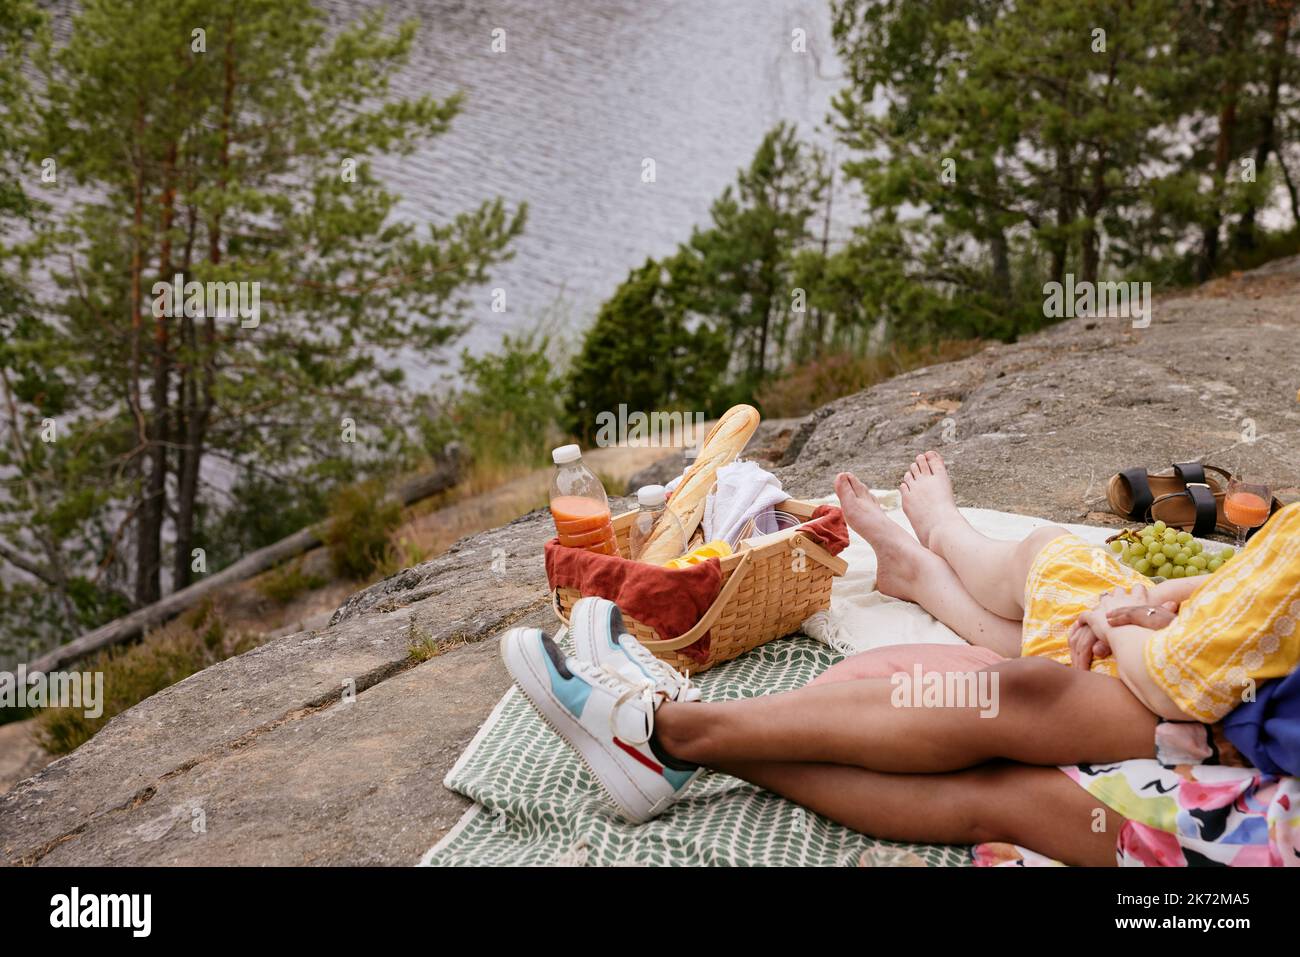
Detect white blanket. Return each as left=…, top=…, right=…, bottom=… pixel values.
left=800, top=491, right=1129, bottom=657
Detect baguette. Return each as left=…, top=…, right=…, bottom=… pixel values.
left=637, top=404, right=760, bottom=564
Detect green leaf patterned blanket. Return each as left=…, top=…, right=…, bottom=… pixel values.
left=422, top=633, right=971, bottom=867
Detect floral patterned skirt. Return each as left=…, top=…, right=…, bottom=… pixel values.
left=975, top=722, right=1300, bottom=866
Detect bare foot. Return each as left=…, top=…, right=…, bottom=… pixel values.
left=835, top=471, right=939, bottom=603
left=899, top=451, right=960, bottom=549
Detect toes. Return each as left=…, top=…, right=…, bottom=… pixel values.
left=926, top=450, right=946, bottom=473
left=837, top=472, right=870, bottom=504
left=915, top=453, right=931, bottom=476
left=836, top=472, right=875, bottom=515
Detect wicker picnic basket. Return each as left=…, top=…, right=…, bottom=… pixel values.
left=551, top=498, right=848, bottom=673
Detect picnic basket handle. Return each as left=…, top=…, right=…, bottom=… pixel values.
left=550, top=549, right=754, bottom=652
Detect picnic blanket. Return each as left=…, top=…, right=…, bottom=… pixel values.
left=422, top=631, right=970, bottom=867
left=423, top=494, right=1151, bottom=867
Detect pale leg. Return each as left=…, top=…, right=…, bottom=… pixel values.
left=890, top=451, right=1071, bottom=620
left=833, top=471, right=1023, bottom=657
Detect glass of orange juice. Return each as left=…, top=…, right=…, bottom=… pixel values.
left=1224, top=478, right=1271, bottom=550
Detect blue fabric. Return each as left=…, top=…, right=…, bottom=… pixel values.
left=1222, top=668, right=1300, bottom=777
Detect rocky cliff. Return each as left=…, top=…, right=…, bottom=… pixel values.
left=3, top=258, right=1298, bottom=865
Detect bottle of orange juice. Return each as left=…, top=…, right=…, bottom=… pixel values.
left=549, top=444, right=618, bottom=556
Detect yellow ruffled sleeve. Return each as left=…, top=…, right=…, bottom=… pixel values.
left=1144, top=504, right=1300, bottom=723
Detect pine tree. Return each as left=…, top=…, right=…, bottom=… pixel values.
left=2, top=0, right=525, bottom=642
left=829, top=0, right=1300, bottom=337
left=563, top=259, right=728, bottom=440
left=672, top=123, right=828, bottom=386
left=0, top=1, right=105, bottom=661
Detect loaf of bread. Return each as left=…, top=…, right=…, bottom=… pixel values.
left=636, top=404, right=760, bottom=564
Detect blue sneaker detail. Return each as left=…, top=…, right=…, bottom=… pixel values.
left=540, top=635, right=591, bottom=719
left=662, top=765, right=697, bottom=790
left=499, top=624, right=701, bottom=823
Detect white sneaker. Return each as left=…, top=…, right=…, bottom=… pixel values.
left=499, top=626, right=701, bottom=823
left=569, top=596, right=701, bottom=704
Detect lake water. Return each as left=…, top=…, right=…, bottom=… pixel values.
left=326, top=0, right=846, bottom=383
left=36, top=0, right=845, bottom=385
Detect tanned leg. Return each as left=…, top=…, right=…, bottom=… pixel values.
left=655, top=656, right=1157, bottom=772
left=716, top=759, right=1122, bottom=866
left=834, top=471, right=1022, bottom=657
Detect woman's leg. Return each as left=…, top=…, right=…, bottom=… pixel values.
left=893, top=451, right=1070, bottom=620
left=717, top=759, right=1121, bottom=866
left=834, top=471, right=1023, bottom=657
left=655, top=656, right=1158, bottom=772
left=931, top=520, right=1067, bottom=621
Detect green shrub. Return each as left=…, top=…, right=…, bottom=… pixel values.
left=454, top=329, right=566, bottom=470
left=256, top=559, right=328, bottom=604
left=372, top=534, right=428, bottom=582
left=322, top=480, right=403, bottom=580
left=0, top=577, right=131, bottom=680
left=203, top=472, right=332, bottom=567
left=0, top=703, right=35, bottom=727
left=1219, top=226, right=1300, bottom=275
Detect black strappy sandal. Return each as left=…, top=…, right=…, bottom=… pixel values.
left=1107, top=462, right=1231, bottom=527
left=1149, top=480, right=1229, bottom=538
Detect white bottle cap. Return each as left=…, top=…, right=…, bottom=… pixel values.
left=552, top=444, right=581, bottom=465
left=636, top=484, right=666, bottom=507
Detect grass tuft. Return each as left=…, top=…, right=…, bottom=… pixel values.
left=407, top=618, right=465, bottom=662
left=256, top=559, right=328, bottom=604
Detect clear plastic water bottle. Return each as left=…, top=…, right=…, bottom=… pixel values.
left=549, top=444, right=618, bottom=556
left=629, top=484, right=685, bottom=563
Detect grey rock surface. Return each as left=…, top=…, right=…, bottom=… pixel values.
left=3, top=262, right=1298, bottom=865
left=780, top=284, right=1300, bottom=516
left=0, top=722, right=49, bottom=797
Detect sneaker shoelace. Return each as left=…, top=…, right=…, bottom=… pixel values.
left=620, top=639, right=695, bottom=702
left=577, top=660, right=658, bottom=746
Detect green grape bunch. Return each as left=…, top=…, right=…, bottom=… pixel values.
left=1104, top=521, right=1235, bottom=581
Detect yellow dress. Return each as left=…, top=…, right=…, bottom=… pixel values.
left=1021, top=503, right=1300, bottom=722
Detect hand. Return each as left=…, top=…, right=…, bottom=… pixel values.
left=1092, top=583, right=1152, bottom=616
left=1068, top=616, right=1111, bottom=671
left=1106, top=602, right=1178, bottom=630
